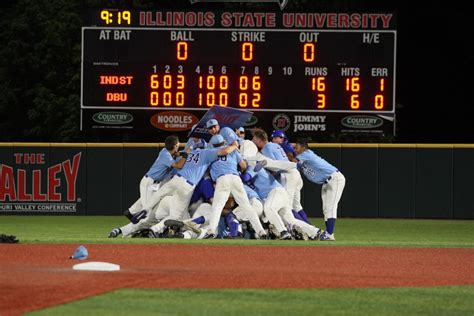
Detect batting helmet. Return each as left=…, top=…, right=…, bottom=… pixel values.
left=271, top=130, right=287, bottom=139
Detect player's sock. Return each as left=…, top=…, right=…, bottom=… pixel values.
left=292, top=210, right=304, bottom=221
left=192, top=216, right=205, bottom=225
left=326, top=218, right=336, bottom=235
left=297, top=209, right=310, bottom=224
left=225, top=213, right=239, bottom=237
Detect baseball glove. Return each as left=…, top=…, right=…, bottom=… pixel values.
left=0, top=234, right=19, bottom=243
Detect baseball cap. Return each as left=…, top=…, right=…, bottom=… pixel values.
left=206, top=119, right=219, bottom=128
left=70, top=245, right=88, bottom=260
left=271, top=130, right=287, bottom=139
left=237, top=127, right=245, bottom=133
left=210, top=134, right=225, bottom=145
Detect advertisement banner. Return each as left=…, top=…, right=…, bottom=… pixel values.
left=0, top=146, right=86, bottom=214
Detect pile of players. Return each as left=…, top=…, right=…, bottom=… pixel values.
left=108, top=119, right=345, bottom=241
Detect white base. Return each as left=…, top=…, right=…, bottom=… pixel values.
left=73, top=261, right=120, bottom=271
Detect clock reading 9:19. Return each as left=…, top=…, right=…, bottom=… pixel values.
left=100, top=10, right=131, bottom=25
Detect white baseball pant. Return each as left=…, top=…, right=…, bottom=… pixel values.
left=232, top=196, right=266, bottom=237
left=280, top=169, right=304, bottom=211
left=264, top=187, right=320, bottom=238
left=121, top=195, right=174, bottom=237
left=149, top=176, right=195, bottom=234
left=321, top=171, right=346, bottom=220
left=208, top=174, right=265, bottom=236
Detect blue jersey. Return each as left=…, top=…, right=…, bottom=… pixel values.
left=190, top=177, right=215, bottom=204
left=220, top=127, right=239, bottom=145
left=185, top=138, right=207, bottom=150
left=210, top=150, right=243, bottom=181
left=145, top=148, right=175, bottom=182
left=261, top=142, right=289, bottom=161
left=176, top=149, right=219, bottom=185
left=296, top=149, right=338, bottom=184
left=244, top=183, right=260, bottom=201
left=246, top=167, right=282, bottom=200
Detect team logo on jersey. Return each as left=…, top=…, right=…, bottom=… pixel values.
left=150, top=111, right=199, bottom=131
left=272, top=114, right=290, bottom=131
left=92, top=112, right=133, bottom=125
left=341, top=116, right=383, bottom=129
left=189, top=0, right=288, bottom=10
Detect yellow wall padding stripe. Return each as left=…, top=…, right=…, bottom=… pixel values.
left=86, top=143, right=123, bottom=148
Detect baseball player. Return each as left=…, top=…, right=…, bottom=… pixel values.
left=206, top=119, right=240, bottom=145
left=109, top=194, right=182, bottom=238
left=235, top=126, right=246, bottom=139
left=270, top=130, right=310, bottom=224
left=271, top=130, right=297, bottom=161
left=206, top=134, right=267, bottom=239
left=240, top=136, right=297, bottom=174
left=146, top=136, right=239, bottom=237
left=124, top=135, right=188, bottom=222
left=185, top=124, right=207, bottom=151
left=252, top=128, right=306, bottom=223
left=294, top=138, right=346, bottom=241
left=244, top=166, right=321, bottom=240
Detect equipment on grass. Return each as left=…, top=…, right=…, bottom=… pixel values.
left=0, top=234, right=19, bottom=243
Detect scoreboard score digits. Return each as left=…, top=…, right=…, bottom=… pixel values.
left=81, top=9, right=396, bottom=136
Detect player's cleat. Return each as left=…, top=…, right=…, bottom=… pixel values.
left=203, top=232, right=216, bottom=239
left=319, top=230, right=336, bottom=241
left=292, top=225, right=309, bottom=241
left=182, top=220, right=202, bottom=234
left=309, top=229, right=323, bottom=241
left=267, top=224, right=280, bottom=239
left=253, top=160, right=267, bottom=172
left=279, top=230, right=292, bottom=240
left=164, top=219, right=185, bottom=229
left=169, top=232, right=185, bottom=238
left=140, top=229, right=158, bottom=238
left=108, top=228, right=122, bottom=238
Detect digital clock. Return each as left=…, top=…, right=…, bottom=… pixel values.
left=100, top=10, right=131, bottom=25
left=81, top=10, right=396, bottom=138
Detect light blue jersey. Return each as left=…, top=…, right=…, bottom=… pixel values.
left=296, top=149, right=338, bottom=184
left=261, top=142, right=289, bottom=161
left=145, top=148, right=175, bottom=182
left=210, top=150, right=243, bottom=181
left=176, top=149, right=219, bottom=185
left=185, top=138, right=207, bottom=150
left=220, top=127, right=239, bottom=145
left=244, top=183, right=260, bottom=201
left=246, top=168, right=282, bottom=200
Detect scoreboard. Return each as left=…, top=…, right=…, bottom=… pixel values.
left=81, top=10, right=397, bottom=138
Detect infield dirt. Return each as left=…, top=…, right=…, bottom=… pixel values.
left=1, top=244, right=473, bottom=315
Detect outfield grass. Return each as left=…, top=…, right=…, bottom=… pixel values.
left=0, top=216, right=473, bottom=247
left=29, top=286, right=474, bottom=316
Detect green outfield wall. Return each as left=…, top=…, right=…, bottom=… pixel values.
left=0, top=143, right=472, bottom=219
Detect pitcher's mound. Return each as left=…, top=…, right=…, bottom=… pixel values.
left=73, top=261, right=120, bottom=271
